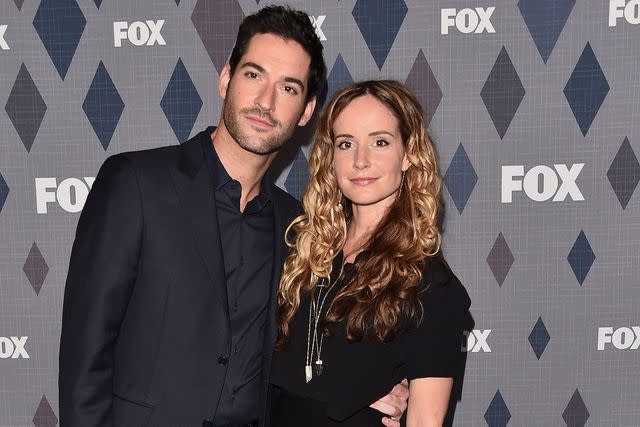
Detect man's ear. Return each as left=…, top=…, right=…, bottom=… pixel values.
left=297, top=96, right=317, bottom=126
left=219, top=64, right=232, bottom=100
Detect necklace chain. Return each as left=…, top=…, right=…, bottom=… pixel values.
left=305, top=247, right=365, bottom=383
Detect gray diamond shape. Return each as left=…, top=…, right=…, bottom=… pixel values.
left=487, top=232, right=514, bottom=287
left=481, top=47, right=525, bottom=139
left=562, top=389, right=589, bottom=427
left=192, top=0, right=245, bottom=74
left=33, top=395, right=58, bottom=427
left=607, top=137, right=640, bottom=210
left=23, top=242, right=49, bottom=295
left=405, top=49, right=442, bottom=128
left=5, top=64, right=47, bottom=152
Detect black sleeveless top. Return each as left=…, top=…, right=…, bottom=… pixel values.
left=269, top=252, right=471, bottom=426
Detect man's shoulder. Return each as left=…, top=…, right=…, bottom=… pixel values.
left=104, top=129, right=209, bottom=170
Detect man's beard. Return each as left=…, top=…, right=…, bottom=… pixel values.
left=223, top=100, right=299, bottom=155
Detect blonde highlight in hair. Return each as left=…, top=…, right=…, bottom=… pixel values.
left=277, top=80, right=443, bottom=348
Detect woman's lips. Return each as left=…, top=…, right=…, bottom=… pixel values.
left=350, top=177, right=378, bottom=186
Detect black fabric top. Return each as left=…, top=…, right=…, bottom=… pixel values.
left=203, top=129, right=275, bottom=425
left=269, top=251, right=471, bottom=423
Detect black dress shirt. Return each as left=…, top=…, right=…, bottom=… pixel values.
left=203, top=130, right=274, bottom=425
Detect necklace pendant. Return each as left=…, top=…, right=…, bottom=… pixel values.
left=314, top=359, right=324, bottom=376
left=305, top=365, right=312, bottom=383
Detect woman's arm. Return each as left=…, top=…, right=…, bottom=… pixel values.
left=406, top=377, right=453, bottom=427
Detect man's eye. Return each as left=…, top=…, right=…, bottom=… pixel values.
left=284, top=86, right=298, bottom=95
left=246, top=72, right=258, bottom=79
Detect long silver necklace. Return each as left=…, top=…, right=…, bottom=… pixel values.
left=304, top=262, right=344, bottom=383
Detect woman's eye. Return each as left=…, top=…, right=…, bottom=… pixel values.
left=337, top=140, right=353, bottom=149
left=374, top=139, right=389, bottom=147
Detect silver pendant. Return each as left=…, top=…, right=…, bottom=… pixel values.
left=314, top=359, right=324, bottom=376
left=305, top=365, right=312, bottom=383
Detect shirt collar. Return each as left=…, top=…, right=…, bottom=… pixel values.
left=203, top=126, right=272, bottom=201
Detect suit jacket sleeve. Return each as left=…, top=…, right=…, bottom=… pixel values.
left=59, top=154, right=143, bottom=426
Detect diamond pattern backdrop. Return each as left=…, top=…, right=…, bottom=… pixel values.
left=0, top=0, right=639, bottom=425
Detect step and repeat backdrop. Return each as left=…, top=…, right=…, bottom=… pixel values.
left=1, top=0, right=639, bottom=425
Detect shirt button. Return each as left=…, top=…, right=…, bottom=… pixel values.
left=202, top=419, right=214, bottom=427
left=234, top=345, right=239, bottom=354
left=217, top=355, right=228, bottom=365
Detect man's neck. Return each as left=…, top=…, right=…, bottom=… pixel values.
left=211, top=125, right=277, bottom=212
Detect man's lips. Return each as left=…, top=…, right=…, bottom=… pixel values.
left=245, top=114, right=275, bottom=128
left=350, top=177, right=379, bottom=186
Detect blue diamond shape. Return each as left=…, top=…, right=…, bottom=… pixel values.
left=83, top=62, right=124, bottom=151
left=564, top=43, right=609, bottom=136
left=33, top=0, right=86, bottom=80
left=607, top=137, right=640, bottom=210
left=0, top=173, right=9, bottom=213
left=443, top=144, right=477, bottom=214
left=528, top=317, right=550, bottom=360
left=484, top=390, right=511, bottom=427
left=5, top=64, right=47, bottom=152
left=161, top=58, right=203, bottom=143
left=352, top=0, right=407, bottom=70
left=284, top=148, right=310, bottom=201
left=93, top=0, right=102, bottom=8
left=518, top=0, right=576, bottom=64
left=567, top=230, right=595, bottom=285
left=323, top=54, right=354, bottom=107
left=405, top=50, right=442, bottom=128
left=563, top=389, right=589, bottom=427
left=481, top=47, right=525, bottom=139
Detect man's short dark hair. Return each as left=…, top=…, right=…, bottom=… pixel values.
left=229, top=5, right=326, bottom=103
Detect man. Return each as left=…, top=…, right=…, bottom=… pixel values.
left=59, top=6, right=407, bottom=427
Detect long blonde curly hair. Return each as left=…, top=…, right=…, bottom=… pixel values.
left=276, top=80, right=443, bottom=348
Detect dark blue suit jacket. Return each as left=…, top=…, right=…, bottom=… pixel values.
left=59, top=129, right=300, bottom=426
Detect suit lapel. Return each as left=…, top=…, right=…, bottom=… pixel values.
left=170, top=131, right=229, bottom=321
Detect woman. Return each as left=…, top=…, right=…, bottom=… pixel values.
left=270, top=80, right=470, bottom=426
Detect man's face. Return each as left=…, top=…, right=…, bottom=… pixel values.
left=219, top=33, right=316, bottom=155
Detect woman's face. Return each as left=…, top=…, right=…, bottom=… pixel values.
left=332, top=95, right=410, bottom=211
